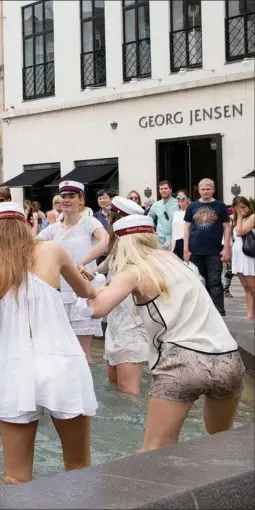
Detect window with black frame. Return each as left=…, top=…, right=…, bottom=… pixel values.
left=169, top=0, right=202, bottom=73
left=22, top=0, right=54, bottom=100
left=80, top=0, right=106, bottom=88
left=123, top=0, right=151, bottom=81
left=225, top=0, right=255, bottom=61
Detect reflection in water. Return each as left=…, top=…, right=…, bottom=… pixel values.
left=0, top=342, right=254, bottom=481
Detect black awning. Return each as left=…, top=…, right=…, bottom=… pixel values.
left=46, top=164, right=118, bottom=187
left=243, top=170, right=255, bottom=179
left=1, top=168, right=59, bottom=188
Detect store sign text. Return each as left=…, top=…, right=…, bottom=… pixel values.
left=138, top=103, right=243, bottom=128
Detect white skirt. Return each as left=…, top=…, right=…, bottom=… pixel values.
left=64, top=302, right=103, bottom=337
left=232, top=236, right=255, bottom=276
left=104, top=296, right=149, bottom=366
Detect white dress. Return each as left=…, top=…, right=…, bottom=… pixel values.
left=104, top=268, right=149, bottom=366
left=232, top=226, right=255, bottom=276
left=38, top=217, right=103, bottom=336
left=0, top=273, right=98, bottom=419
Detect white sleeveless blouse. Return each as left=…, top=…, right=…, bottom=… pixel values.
left=134, top=257, right=238, bottom=370
left=0, top=274, right=97, bottom=418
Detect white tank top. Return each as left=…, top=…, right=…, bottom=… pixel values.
left=134, top=257, right=238, bottom=370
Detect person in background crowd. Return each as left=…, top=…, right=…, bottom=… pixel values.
left=184, top=178, right=231, bottom=316
left=24, top=200, right=38, bottom=237
left=47, top=195, right=64, bottom=224
left=149, top=181, right=178, bottom=249
left=0, top=201, right=98, bottom=484
left=144, top=198, right=155, bottom=216
left=38, top=180, right=108, bottom=363
left=223, top=205, right=235, bottom=298
left=231, top=196, right=255, bottom=320
left=86, top=214, right=245, bottom=452
left=94, top=189, right=113, bottom=265
left=79, top=194, right=93, bottom=218
left=32, top=201, right=48, bottom=233
left=171, top=190, right=190, bottom=260
left=0, top=186, right=12, bottom=202
left=127, top=190, right=142, bottom=206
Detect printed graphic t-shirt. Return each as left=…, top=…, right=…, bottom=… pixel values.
left=184, top=200, right=230, bottom=255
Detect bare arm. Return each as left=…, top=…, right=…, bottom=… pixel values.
left=235, top=214, right=255, bottom=236
left=183, top=222, right=191, bottom=262
left=222, top=222, right=231, bottom=249
left=79, top=227, right=108, bottom=266
left=59, top=246, right=97, bottom=299
left=31, top=213, right=39, bottom=238
left=88, top=271, right=136, bottom=318
left=95, top=255, right=110, bottom=274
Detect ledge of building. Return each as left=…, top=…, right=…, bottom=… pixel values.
left=1, top=69, right=254, bottom=121
left=0, top=424, right=254, bottom=509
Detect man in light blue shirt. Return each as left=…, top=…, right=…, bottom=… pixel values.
left=149, top=181, right=178, bottom=249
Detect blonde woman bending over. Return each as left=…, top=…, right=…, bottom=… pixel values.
left=0, top=202, right=98, bottom=484
left=85, top=214, right=245, bottom=452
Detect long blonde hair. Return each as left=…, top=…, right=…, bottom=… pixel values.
left=0, top=218, right=37, bottom=299
left=111, top=232, right=171, bottom=301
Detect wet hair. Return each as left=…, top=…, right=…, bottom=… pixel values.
left=0, top=186, right=12, bottom=202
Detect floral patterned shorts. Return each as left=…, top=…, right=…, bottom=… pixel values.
left=150, top=344, right=245, bottom=403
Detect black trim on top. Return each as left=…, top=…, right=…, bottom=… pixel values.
left=145, top=300, right=167, bottom=370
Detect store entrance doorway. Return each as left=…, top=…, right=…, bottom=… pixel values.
left=156, top=134, right=223, bottom=200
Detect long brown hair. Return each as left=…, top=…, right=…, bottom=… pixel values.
left=0, top=218, right=37, bottom=299
left=107, top=210, right=124, bottom=253
left=232, top=196, right=253, bottom=225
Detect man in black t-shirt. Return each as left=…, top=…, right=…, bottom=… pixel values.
left=184, top=179, right=231, bottom=316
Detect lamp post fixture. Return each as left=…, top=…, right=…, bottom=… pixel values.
left=231, top=184, right=241, bottom=197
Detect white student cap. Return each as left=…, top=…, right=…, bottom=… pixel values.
left=59, top=180, right=85, bottom=195
left=113, top=214, right=155, bottom=237
left=110, top=196, right=144, bottom=217
left=0, top=201, right=25, bottom=221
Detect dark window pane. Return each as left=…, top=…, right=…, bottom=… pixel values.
left=227, top=0, right=241, bottom=17
left=34, top=2, right=43, bottom=33
left=94, top=0, right=104, bottom=17
left=247, top=0, right=255, bottom=14
left=139, top=38, right=151, bottom=75
left=138, top=5, right=150, bottom=38
left=82, top=0, right=92, bottom=19
left=35, top=64, right=45, bottom=95
left=125, top=8, right=136, bottom=42
left=45, top=31, right=54, bottom=62
left=95, top=18, right=105, bottom=49
left=35, top=35, right=44, bottom=64
left=83, top=20, right=93, bottom=51
left=187, top=0, right=201, bottom=28
left=124, top=0, right=135, bottom=5
left=23, top=6, right=33, bottom=36
left=247, top=13, right=255, bottom=52
left=124, top=41, right=137, bottom=78
left=45, top=1, right=54, bottom=31
left=172, top=0, right=184, bottom=30
left=25, top=38, right=33, bottom=66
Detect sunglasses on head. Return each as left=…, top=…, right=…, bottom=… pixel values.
left=176, top=196, right=187, bottom=201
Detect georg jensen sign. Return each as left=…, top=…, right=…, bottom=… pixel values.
left=138, top=103, right=243, bottom=128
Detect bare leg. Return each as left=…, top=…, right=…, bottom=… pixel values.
left=107, top=364, right=117, bottom=383
left=77, top=335, right=93, bottom=363
left=1, top=420, right=38, bottom=484
left=142, top=397, right=193, bottom=452
left=238, top=274, right=255, bottom=320
left=117, top=362, right=143, bottom=397
left=203, top=395, right=240, bottom=434
left=52, top=415, right=91, bottom=470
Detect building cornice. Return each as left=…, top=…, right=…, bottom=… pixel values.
left=1, top=69, right=254, bottom=120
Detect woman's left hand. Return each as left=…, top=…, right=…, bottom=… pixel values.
left=77, top=265, right=94, bottom=281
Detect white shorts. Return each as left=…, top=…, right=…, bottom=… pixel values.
left=0, top=407, right=81, bottom=424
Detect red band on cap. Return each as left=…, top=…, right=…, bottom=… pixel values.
left=110, top=203, right=129, bottom=217
left=116, top=225, right=155, bottom=237
left=60, top=186, right=83, bottom=193
left=0, top=211, right=25, bottom=222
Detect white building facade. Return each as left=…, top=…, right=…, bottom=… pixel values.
left=1, top=0, right=255, bottom=209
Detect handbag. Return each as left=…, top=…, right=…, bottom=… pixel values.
left=242, top=230, right=255, bottom=258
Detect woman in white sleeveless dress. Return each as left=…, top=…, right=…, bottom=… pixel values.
left=38, top=180, right=108, bottom=362
left=85, top=214, right=245, bottom=452
left=96, top=197, right=149, bottom=396
left=0, top=202, right=99, bottom=484
left=231, top=196, right=255, bottom=320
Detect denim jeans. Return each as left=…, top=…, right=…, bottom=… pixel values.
left=191, top=255, right=225, bottom=316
